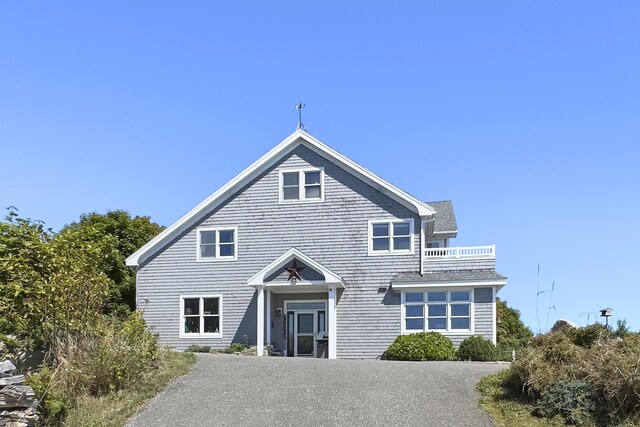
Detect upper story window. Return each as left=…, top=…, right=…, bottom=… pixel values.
left=197, top=227, right=237, bottom=262
left=402, top=290, right=472, bottom=333
left=368, top=219, right=414, bottom=255
left=279, top=169, right=324, bottom=203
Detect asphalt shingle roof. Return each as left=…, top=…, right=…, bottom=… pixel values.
left=426, top=200, right=457, bottom=234
left=392, top=270, right=507, bottom=283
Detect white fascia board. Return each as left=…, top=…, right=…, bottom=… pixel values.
left=300, top=132, right=435, bottom=218
left=392, top=280, right=506, bottom=290
left=247, top=247, right=345, bottom=288
left=126, top=130, right=434, bottom=266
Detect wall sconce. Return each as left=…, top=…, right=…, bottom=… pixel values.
left=276, top=307, right=283, bottom=317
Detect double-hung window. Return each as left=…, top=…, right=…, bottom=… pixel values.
left=197, top=227, right=237, bottom=261
left=181, top=296, right=222, bottom=337
left=402, top=290, right=472, bottom=333
left=280, top=169, right=324, bottom=202
left=369, top=219, right=414, bottom=254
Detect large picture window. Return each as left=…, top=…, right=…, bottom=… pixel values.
left=402, top=290, right=472, bottom=333
left=197, top=227, right=237, bottom=261
left=279, top=169, right=324, bottom=202
left=369, top=219, right=414, bottom=255
left=181, top=296, right=222, bottom=337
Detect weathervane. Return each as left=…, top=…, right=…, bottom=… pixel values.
left=295, top=102, right=306, bottom=131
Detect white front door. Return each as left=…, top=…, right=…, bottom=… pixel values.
left=285, top=300, right=328, bottom=357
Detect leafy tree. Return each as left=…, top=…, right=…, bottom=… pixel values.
left=497, top=298, right=533, bottom=351
left=60, top=211, right=163, bottom=314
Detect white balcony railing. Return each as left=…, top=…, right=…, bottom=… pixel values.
left=424, top=245, right=495, bottom=259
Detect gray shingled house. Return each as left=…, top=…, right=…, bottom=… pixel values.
left=126, top=130, right=507, bottom=359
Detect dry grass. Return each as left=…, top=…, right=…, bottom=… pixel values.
left=62, top=350, right=195, bottom=427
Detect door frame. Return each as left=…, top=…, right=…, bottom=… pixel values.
left=284, top=299, right=328, bottom=357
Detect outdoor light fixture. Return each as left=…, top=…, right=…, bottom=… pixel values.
left=276, top=308, right=283, bottom=317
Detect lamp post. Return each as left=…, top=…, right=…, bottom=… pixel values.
left=600, top=308, right=613, bottom=329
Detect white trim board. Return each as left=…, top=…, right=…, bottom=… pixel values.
left=126, top=130, right=435, bottom=267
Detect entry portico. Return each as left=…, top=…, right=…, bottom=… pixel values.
left=248, top=248, right=345, bottom=359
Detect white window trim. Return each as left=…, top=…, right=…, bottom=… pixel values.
left=278, top=168, right=325, bottom=204
left=368, top=218, right=415, bottom=256
left=196, top=226, right=238, bottom=262
left=401, top=289, right=474, bottom=335
left=179, top=295, right=223, bottom=338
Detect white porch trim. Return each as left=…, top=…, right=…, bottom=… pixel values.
left=328, top=286, right=337, bottom=359
left=256, top=287, right=264, bottom=356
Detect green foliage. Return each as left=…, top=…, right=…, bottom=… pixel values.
left=60, top=210, right=163, bottom=314
left=565, top=323, right=609, bottom=348
left=383, top=332, right=456, bottom=361
left=186, top=344, right=211, bottom=353
left=536, top=379, right=602, bottom=425
left=457, top=335, right=498, bottom=361
left=496, top=298, right=533, bottom=352
left=226, top=342, right=250, bottom=353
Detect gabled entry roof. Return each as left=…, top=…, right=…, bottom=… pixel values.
left=248, top=247, right=345, bottom=289
left=126, top=130, right=436, bottom=267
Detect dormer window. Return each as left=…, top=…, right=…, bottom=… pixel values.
left=279, top=169, right=324, bottom=203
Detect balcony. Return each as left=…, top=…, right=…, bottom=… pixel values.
left=423, top=245, right=496, bottom=273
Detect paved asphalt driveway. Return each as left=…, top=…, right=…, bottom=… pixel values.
left=126, top=354, right=506, bottom=427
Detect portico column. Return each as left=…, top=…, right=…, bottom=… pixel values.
left=266, top=289, right=271, bottom=346
left=328, top=286, right=337, bottom=359
left=256, top=286, right=264, bottom=356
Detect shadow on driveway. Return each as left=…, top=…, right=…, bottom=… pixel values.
left=126, top=354, right=507, bottom=427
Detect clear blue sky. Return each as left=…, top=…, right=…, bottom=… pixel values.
left=2, top=2, right=639, bottom=332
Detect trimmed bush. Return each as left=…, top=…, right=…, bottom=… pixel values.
left=565, top=323, right=610, bottom=348
left=383, top=332, right=456, bottom=361
left=536, top=379, right=602, bottom=425
left=457, top=335, right=497, bottom=361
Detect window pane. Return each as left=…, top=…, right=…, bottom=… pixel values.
left=451, top=291, right=470, bottom=302
left=219, top=230, right=234, bottom=243
left=305, top=185, right=321, bottom=199
left=427, top=241, right=441, bottom=248
left=428, top=318, right=446, bottom=330
left=297, top=313, right=314, bottom=333
left=393, top=222, right=410, bottom=236
left=184, top=298, right=199, bottom=315
left=283, top=187, right=299, bottom=200
left=405, top=292, right=424, bottom=303
left=283, top=172, right=299, bottom=186
left=200, top=230, right=216, bottom=244
left=372, top=223, right=389, bottom=237
left=304, top=171, right=321, bottom=185
left=451, top=304, right=470, bottom=317
left=297, top=336, right=314, bottom=355
left=451, top=318, right=470, bottom=330
left=372, top=237, right=389, bottom=251
left=406, top=305, right=424, bottom=317
left=428, top=304, right=447, bottom=317
left=184, top=317, right=200, bottom=333
left=406, top=318, right=424, bottom=330
left=428, top=292, right=447, bottom=302
left=393, top=237, right=410, bottom=250
left=200, top=244, right=215, bottom=258
left=203, top=316, right=219, bottom=333
left=203, top=298, right=219, bottom=315
left=318, top=311, right=326, bottom=334
left=219, top=243, right=234, bottom=257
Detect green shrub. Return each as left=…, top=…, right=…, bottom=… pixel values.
left=383, top=332, right=456, bottom=361
left=185, top=344, right=211, bottom=353
left=536, top=379, right=602, bottom=425
left=225, top=342, right=250, bottom=353
left=566, top=323, right=610, bottom=348
left=457, top=335, right=497, bottom=361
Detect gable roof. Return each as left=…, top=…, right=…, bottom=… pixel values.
left=247, top=247, right=345, bottom=288
left=126, top=130, right=436, bottom=267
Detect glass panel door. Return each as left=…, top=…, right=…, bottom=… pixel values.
left=286, top=311, right=295, bottom=357
left=295, top=312, right=315, bottom=356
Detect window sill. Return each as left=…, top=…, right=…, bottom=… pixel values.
left=368, top=250, right=414, bottom=256
left=278, top=198, right=324, bottom=205
left=196, top=257, right=237, bottom=263
left=179, top=333, right=223, bottom=339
